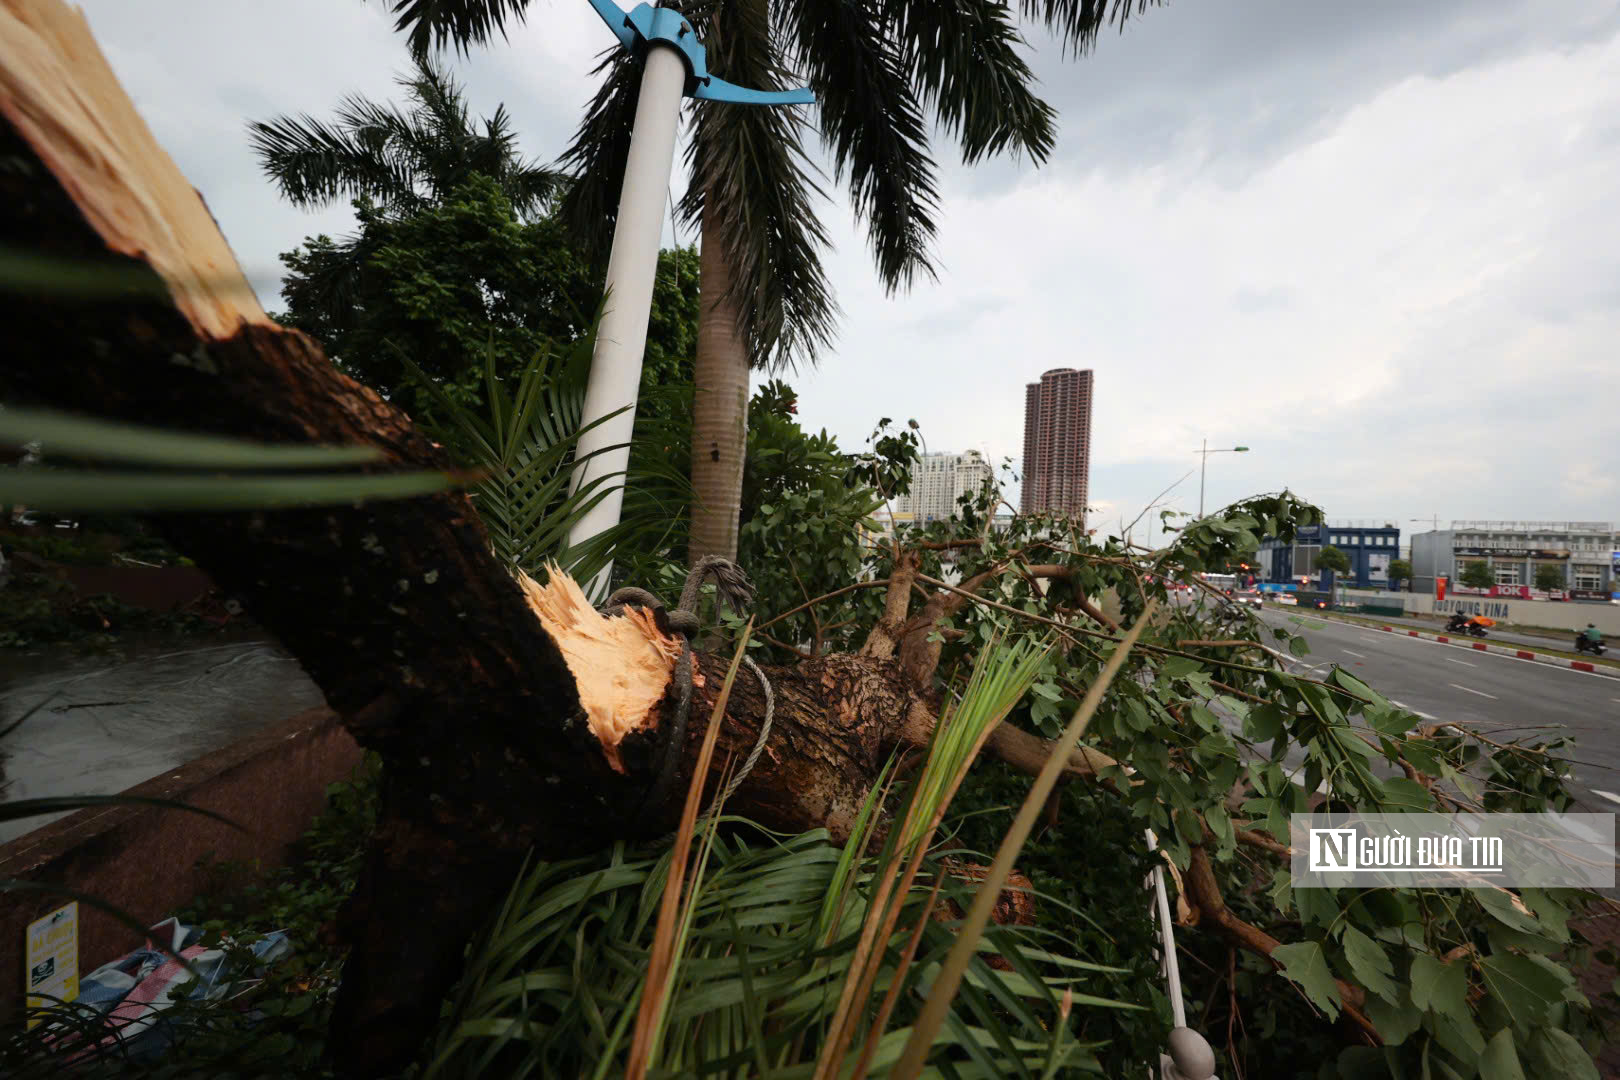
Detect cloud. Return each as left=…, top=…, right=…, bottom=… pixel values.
left=67, top=0, right=1620, bottom=550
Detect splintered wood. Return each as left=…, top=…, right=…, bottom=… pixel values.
left=518, top=565, right=681, bottom=773
left=0, top=0, right=270, bottom=339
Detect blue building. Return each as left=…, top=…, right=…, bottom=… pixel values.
left=1258, top=520, right=1401, bottom=590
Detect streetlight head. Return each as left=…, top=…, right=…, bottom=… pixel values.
left=1234, top=446, right=1250, bottom=452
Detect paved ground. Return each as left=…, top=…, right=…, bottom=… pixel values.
left=0, top=638, right=326, bottom=843
left=1259, top=609, right=1620, bottom=813
left=1315, top=604, right=1613, bottom=654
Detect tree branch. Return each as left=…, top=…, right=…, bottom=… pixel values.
left=1181, top=846, right=1379, bottom=1044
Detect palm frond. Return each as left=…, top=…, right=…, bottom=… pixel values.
left=554, top=48, right=643, bottom=269
left=374, top=0, right=534, bottom=57
left=422, top=820, right=1124, bottom=1078
left=251, top=50, right=558, bottom=222
left=778, top=0, right=940, bottom=295
left=393, top=322, right=692, bottom=599
left=247, top=107, right=419, bottom=213
left=1018, top=0, right=1165, bottom=56
left=678, top=2, right=839, bottom=371
left=0, top=406, right=457, bottom=511
left=884, top=0, right=1058, bottom=166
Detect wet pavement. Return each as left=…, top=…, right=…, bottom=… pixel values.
left=0, top=636, right=327, bottom=843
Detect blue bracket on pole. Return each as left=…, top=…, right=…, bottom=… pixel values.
left=585, top=0, right=815, bottom=106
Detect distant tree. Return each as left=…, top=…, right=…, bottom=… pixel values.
left=1534, top=563, right=1566, bottom=592
left=1316, top=545, right=1351, bottom=578
left=1459, top=560, right=1495, bottom=589
left=1387, top=558, right=1414, bottom=591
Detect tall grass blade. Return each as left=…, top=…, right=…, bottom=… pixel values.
left=889, top=599, right=1160, bottom=1080
left=0, top=406, right=383, bottom=468
left=623, top=618, right=754, bottom=1079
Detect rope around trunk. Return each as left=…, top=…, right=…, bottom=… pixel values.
left=599, top=556, right=775, bottom=832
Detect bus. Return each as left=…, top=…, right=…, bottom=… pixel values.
left=1198, top=573, right=1238, bottom=592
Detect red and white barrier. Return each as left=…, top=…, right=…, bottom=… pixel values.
left=1369, top=625, right=1616, bottom=679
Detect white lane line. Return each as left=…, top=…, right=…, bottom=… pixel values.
left=1450, top=683, right=1497, bottom=699
left=1342, top=649, right=1367, bottom=659
left=1445, top=657, right=1475, bottom=667
left=1360, top=637, right=1382, bottom=644
left=1313, top=622, right=1618, bottom=682
left=1591, top=789, right=1620, bottom=807
left=1390, top=701, right=1439, bottom=720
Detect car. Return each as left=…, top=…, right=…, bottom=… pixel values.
left=1236, top=591, right=1263, bottom=608
left=1270, top=593, right=1298, bottom=606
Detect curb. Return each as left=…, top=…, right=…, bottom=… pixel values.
left=1366, top=624, right=1618, bottom=680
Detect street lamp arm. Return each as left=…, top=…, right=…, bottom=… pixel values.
left=586, top=0, right=816, bottom=106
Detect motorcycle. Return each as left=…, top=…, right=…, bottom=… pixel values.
left=1575, top=635, right=1607, bottom=657
left=1445, top=614, right=1489, bottom=638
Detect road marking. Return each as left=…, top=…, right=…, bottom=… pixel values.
left=1360, top=637, right=1381, bottom=644
left=1591, top=789, right=1620, bottom=807
left=1449, top=683, right=1497, bottom=699
left=1392, top=700, right=1441, bottom=721
left=1300, top=616, right=1619, bottom=682
left=1445, top=657, right=1475, bottom=667
left=1343, top=649, right=1367, bottom=659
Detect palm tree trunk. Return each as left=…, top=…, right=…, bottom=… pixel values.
left=688, top=195, right=750, bottom=562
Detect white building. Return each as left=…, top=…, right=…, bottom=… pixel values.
left=1410, top=520, right=1618, bottom=599
left=894, top=450, right=993, bottom=524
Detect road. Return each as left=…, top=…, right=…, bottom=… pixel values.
left=1258, top=610, right=1620, bottom=813
left=1308, top=605, right=1610, bottom=655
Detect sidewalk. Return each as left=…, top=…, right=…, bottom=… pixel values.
left=1300, top=609, right=1619, bottom=679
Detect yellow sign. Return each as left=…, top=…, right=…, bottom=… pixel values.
left=25, top=902, right=79, bottom=1028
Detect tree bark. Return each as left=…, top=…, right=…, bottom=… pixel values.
left=688, top=192, right=751, bottom=563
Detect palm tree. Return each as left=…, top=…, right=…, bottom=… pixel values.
left=247, top=53, right=566, bottom=328
left=376, top=0, right=1163, bottom=562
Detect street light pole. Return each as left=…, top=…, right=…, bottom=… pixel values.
left=564, top=0, right=814, bottom=595
left=1196, top=440, right=1249, bottom=519
left=1410, top=514, right=1442, bottom=594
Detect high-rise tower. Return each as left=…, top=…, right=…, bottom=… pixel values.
left=1020, top=368, right=1093, bottom=519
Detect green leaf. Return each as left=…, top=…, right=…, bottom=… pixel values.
left=1378, top=777, right=1435, bottom=812
left=1430, top=1010, right=1486, bottom=1065
left=1245, top=704, right=1286, bottom=742
left=1365, top=988, right=1421, bottom=1045
left=1272, top=941, right=1342, bottom=1018
left=1525, top=1027, right=1599, bottom=1080
left=1472, top=889, right=1543, bottom=935
left=1367, top=706, right=1415, bottom=736
left=0, top=467, right=456, bottom=512
left=1478, top=954, right=1566, bottom=1032
left=0, top=405, right=383, bottom=468
left=1410, top=953, right=1469, bottom=1020
left=1205, top=804, right=1234, bottom=849
left=1477, top=1027, right=1526, bottom=1080
left=1340, top=925, right=1398, bottom=1005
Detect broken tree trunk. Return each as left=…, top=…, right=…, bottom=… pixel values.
left=0, top=5, right=1089, bottom=1073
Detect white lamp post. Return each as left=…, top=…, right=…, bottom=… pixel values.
left=1195, top=440, right=1249, bottom=519
left=565, top=2, right=813, bottom=593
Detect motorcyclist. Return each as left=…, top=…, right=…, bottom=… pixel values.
left=1583, top=623, right=1604, bottom=645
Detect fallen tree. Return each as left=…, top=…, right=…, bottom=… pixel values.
left=0, top=5, right=1098, bottom=1071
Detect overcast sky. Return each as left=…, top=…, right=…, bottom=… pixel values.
left=75, top=0, right=1620, bottom=546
